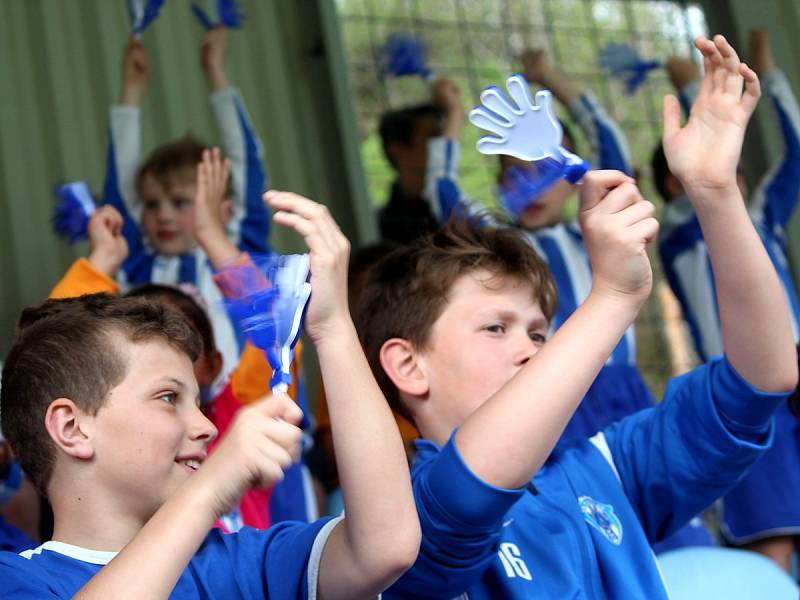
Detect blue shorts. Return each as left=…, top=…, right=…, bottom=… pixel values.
left=722, top=401, right=800, bottom=543
left=560, top=364, right=655, bottom=443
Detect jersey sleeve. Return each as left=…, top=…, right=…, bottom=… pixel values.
left=49, top=258, right=120, bottom=299
left=209, top=87, right=271, bottom=255
left=192, top=517, right=340, bottom=599
left=601, top=357, right=787, bottom=543
left=565, top=92, right=632, bottom=175
left=423, top=137, right=498, bottom=225
left=102, top=106, right=152, bottom=285
left=388, top=437, right=525, bottom=598
left=748, top=70, right=800, bottom=232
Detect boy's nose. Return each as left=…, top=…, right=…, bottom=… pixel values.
left=189, top=408, right=218, bottom=445
left=515, top=336, right=540, bottom=366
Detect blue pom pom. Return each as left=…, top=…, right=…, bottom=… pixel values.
left=217, top=0, right=244, bottom=28
left=191, top=0, right=244, bottom=30
left=52, top=182, right=96, bottom=244
left=128, top=0, right=165, bottom=35
left=379, top=33, right=431, bottom=80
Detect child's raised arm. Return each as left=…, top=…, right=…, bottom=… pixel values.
left=264, top=191, right=420, bottom=599
left=663, top=35, right=797, bottom=392
left=455, top=171, right=657, bottom=488
left=119, top=36, right=149, bottom=107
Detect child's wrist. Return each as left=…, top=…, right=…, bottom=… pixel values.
left=204, top=66, right=229, bottom=91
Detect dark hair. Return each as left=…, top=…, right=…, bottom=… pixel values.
left=136, top=134, right=206, bottom=194
left=356, top=217, right=557, bottom=421
left=788, top=345, right=800, bottom=418
left=650, top=143, right=674, bottom=203
left=0, top=294, right=200, bottom=495
left=379, top=103, right=442, bottom=168
left=125, top=284, right=216, bottom=356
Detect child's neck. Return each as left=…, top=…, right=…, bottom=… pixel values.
left=49, top=485, right=148, bottom=552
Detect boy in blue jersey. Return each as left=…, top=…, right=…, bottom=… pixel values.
left=106, top=28, right=271, bottom=391
left=654, top=29, right=800, bottom=571
left=356, top=35, right=798, bottom=599
left=422, top=48, right=655, bottom=446
left=0, top=193, right=420, bottom=598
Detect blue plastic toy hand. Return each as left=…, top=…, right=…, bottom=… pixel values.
left=599, top=42, right=661, bottom=95
left=469, top=75, right=565, bottom=162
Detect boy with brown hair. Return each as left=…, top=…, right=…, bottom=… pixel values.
left=358, top=35, right=797, bottom=599
left=0, top=192, right=420, bottom=598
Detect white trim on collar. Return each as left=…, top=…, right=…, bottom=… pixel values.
left=20, top=540, right=118, bottom=565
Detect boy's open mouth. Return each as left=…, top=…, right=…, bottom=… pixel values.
left=176, top=457, right=202, bottom=472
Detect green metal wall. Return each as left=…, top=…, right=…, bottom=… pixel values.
left=0, top=0, right=373, bottom=356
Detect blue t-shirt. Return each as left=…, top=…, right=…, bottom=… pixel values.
left=385, top=358, right=786, bottom=599
left=0, top=517, right=338, bottom=599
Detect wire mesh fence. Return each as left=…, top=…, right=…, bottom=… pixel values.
left=336, top=0, right=708, bottom=397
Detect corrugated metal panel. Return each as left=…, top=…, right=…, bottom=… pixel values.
left=0, top=1, right=372, bottom=354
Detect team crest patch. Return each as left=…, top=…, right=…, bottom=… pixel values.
left=579, top=496, right=623, bottom=546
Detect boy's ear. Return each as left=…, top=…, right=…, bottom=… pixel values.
left=44, top=399, right=94, bottom=460
left=380, top=338, right=429, bottom=399
left=196, top=350, right=223, bottom=387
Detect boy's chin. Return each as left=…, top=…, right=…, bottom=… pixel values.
left=149, top=240, right=197, bottom=257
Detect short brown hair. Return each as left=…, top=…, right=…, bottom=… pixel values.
left=136, top=134, right=225, bottom=197
left=356, top=217, right=557, bottom=421
left=0, top=294, right=201, bottom=495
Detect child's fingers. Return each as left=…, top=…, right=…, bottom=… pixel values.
left=579, top=170, right=635, bottom=212
left=593, top=182, right=644, bottom=215
left=266, top=191, right=345, bottom=252
left=627, top=217, right=660, bottom=246
left=714, top=34, right=745, bottom=96
left=662, top=94, right=681, bottom=144
left=739, top=63, right=761, bottom=115
left=617, top=197, right=656, bottom=227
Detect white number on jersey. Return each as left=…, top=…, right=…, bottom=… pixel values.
left=497, top=542, right=532, bottom=580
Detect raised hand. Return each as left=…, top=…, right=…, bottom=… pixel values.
left=87, top=205, right=129, bottom=277
left=579, top=171, right=657, bottom=303
left=665, top=56, right=700, bottom=91
left=120, top=36, right=149, bottom=106
left=747, top=28, right=775, bottom=77
left=201, top=26, right=230, bottom=91
left=521, top=48, right=551, bottom=85
left=193, top=148, right=237, bottom=268
left=469, top=74, right=563, bottom=161
left=431, top=77, right=464, bottom=118
left=196, top=392, right=304, bottom=517
left=662, top=35, right=760, bottom=197
left=264, top=192, right=351, bottom=345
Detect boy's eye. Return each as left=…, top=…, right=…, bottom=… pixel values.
left=157, top=391, right=177, bottom=405
left=172, top=197, right=192, bottom=211
left=529, top=332, right=547, bottom=344
left=143, top=199, right=159, bottom=212
left=486, top=324, right=506, bottom=334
